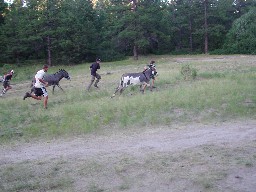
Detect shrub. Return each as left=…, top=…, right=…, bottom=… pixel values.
left=180, top=64, right=197, bottom=80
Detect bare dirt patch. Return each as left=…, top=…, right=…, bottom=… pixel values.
left=1, top=120, right=255, bottom=191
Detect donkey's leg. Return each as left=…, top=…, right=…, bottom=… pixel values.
left=111, top=86, right=121, bottom=98
left=119, top=87, right=125, bottom=95
left=52, top=85, right=55, bottom=94
left=140, top=83, right=147, bottom=94
left=57, top=84, right=64, bottom=92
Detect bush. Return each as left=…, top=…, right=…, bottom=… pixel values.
left=181, top=64, right=197, bottom=80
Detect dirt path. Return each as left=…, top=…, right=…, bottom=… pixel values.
left=1, top=120, right=256, bottom=191
left=1, top=120, right=255, bottom=163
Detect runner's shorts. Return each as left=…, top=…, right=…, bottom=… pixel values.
left=34, top=87, right=48, bottom=97
left=3, top=81, right=10, bottom=88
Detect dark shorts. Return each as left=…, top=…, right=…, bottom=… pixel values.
left=34, top=87, right=48, bottom=97
left=3, top=81, right=10, bottom=88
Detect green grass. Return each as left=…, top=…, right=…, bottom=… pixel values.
left=0, top=55, right=255, bottom=142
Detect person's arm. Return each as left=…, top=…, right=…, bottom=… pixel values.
left=38, top=78, right=48, bottom=86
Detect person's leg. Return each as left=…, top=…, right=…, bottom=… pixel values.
left=151, top=79, right=156, bottom=89
left=94, top=73, right=101, bottom=88
left=6, top=85, right=12, bottom=91
left=87, top=75, right=95, bottom=91
left=30, top=94, right=42, bottom=100
left=2, top=82, right=8, bottom=94
left=24, top=88, right=42, bottom=100
left=41, top=87, right=48, bottom=109
left=44, top=96, right=48, bottom=109
left=0, top=87, right=4, bottom=96
left=1, top=88, right=6, bottom=94
left=23, top=92, right=31, bottom=100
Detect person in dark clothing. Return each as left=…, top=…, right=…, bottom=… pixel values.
left=143, top=60, right=157, bottom=89
left=1, top=70, right=14, bottom=96
left=87, top=58, right=101, bottom=91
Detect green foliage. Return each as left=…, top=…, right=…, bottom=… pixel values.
left=0, top=0, right=8, bottom=25
left=223, top=8, right=256, bottom=54
left=199, top=72, right=226, bottom=79
left=0, top=0, right=256, bottom=65
left=1, top=63, right=12, bottom=74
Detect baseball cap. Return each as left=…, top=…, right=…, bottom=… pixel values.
left=10, top=70, right=14, bottom=73
left=96, top=58, right=101, bottom=62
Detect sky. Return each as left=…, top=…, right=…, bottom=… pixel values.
left=4, top=0, right=27, bottom=7
left=4, top=0, right=14, bottom=4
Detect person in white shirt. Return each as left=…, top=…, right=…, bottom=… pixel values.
left=23, top=65, right=49, bottom=109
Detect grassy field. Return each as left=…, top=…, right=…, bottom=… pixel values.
left=0, top=55, right=256, bottom=192
left=0, top=54, right=255, bottom=142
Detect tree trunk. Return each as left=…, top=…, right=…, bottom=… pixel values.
left=133, top=45, right=138, bottom=60
left=15, top=52, right=20, bottom=66
left=189, top=15, right=193, bottom=52
left=47, top=35, right=52, bottom=66
left=178, top=28, right=182, bottom=50
left=131, top=0, right=138, bottom=60
left=188, top=0, right=193, bottom=53
left=204, top=0, right=208, bottom=54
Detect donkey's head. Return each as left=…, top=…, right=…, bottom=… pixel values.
left=145, top=64, right=157, bottom=79
left=59, top=69, right=71, bottom=80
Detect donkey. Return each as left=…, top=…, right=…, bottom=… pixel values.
left=31, top=69, right=70, bottom=94
left=111, top=65, right=157, bottom=98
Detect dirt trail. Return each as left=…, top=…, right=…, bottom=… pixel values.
left=1, top=120, right=256, bottom=192
left=1, top=120, right=255, bottom=164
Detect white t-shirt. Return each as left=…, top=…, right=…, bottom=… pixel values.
left=34, top=69, right=46, bottom=88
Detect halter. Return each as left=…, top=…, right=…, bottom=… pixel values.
left=54, top=69, right=69, bottom=79
left=143, top=66, right=156, bottom=80
left=142, top=69, right=150, bottom=80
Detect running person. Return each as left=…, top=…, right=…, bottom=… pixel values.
left=86, top=58, right=101, bottom=91
left=1, top=70, right=14, bottom=96
left=23, top=65, right=49, bottom=109
left=143, top=60, right=157, bottom=89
